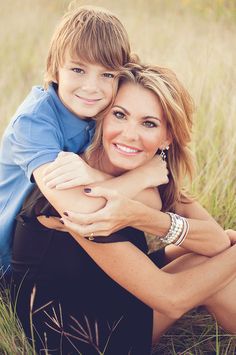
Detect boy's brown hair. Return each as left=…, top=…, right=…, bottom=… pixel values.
left=44, top=5, right=131, bottom=88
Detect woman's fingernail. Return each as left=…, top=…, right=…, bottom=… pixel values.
left=63, top=212, right=68, bottom=216
left=84, top=188, right=91, bottom=193
left=59, top=219, right=64, bottom=225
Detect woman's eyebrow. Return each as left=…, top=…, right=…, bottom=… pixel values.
left=113, top=105, right=130, bottom=115
left=143, top=116, right=161, bottom=121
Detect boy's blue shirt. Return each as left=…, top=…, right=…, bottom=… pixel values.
left=0, top=83, right=95, bottom=271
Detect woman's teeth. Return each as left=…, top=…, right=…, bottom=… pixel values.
left=115, top=144, right=139, bottom=153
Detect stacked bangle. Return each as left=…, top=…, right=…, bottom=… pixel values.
left=160, top=212, right=189, bottom=246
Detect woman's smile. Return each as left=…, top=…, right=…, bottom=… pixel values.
left=113, top=143, right=142, bottom=155
left=101, top=82, right=171, bottom=175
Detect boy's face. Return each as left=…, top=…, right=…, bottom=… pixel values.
left=56, top=54, right=117, bottom=118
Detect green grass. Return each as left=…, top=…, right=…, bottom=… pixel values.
left=0, top=285, right=34, bottom=354
left=0, top=0, right=236, bottom=353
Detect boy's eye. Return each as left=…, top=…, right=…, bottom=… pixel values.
left=71, top=68, right=84, bottom=74
left=113, top=110, right=125, bottom=119
left=103, top=72, right=115, bottom=79
left=143, top=120, right=158, bottom=128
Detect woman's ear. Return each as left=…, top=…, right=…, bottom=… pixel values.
left=160, top=137, right=172, bottom=150
left=163, top=132, right=173, bottom=148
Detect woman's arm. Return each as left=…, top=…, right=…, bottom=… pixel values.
left=61, top=186, right=230, bottom=256
left=171, top=198, right=231, bottom=255
left=34, top=153, right=230, bottom=255
left=34, top=169, right=236, bottom=318
left=60, top=218, right=236, bottom=320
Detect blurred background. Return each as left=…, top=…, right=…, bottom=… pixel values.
left=0, top=1, right=236, bottom=353
left=0, top=0, right=235, bottom=227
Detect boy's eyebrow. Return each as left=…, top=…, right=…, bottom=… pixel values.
left=70, top=60, right=85, bottom=66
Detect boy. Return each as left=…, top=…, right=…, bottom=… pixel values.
left=0, top=5, right=132, bottom=272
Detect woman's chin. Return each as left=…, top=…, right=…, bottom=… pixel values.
left=112, top=161, right=142, bottom=173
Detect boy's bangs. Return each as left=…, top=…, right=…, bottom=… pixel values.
left=69, top=21, right=129, bottom=70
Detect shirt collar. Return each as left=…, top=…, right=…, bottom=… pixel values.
left=48, top=83, right=95, bottom=139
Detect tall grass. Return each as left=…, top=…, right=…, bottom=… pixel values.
left=0, top=0, right=235, bottom=353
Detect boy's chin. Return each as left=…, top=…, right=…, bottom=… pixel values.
left=73, top=107, right=104, bottom=119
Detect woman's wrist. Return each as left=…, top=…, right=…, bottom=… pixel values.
left=131, top=202, right=170, bottom=236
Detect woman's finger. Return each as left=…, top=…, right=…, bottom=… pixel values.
left=62, top=209, right=108, bottom=225
left=83, top=186, right=119, bottom=200
left=62, top=218, right=110, bottom=237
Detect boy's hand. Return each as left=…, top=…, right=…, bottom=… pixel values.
left=138, top=155, right=169, bottom=188
left=43, top=152, right=103, bottom=189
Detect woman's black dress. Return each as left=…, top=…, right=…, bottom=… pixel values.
left=11, top=186, right=166, bottom=355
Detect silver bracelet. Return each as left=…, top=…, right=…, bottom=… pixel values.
left=175, top=217, right=189, bottom=246
left=160, top=212, right=189, bottom=245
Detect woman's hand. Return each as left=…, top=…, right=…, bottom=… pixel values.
left=226, top=229, right=236, bottom=245
left=37, top=215, right=68, bottom=232
left=43, top=151, right=104, bottom=189
left=60, top=186, right=142, bottom=237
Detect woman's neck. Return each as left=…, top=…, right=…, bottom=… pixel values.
left=87, top=149, right=126, bottom=177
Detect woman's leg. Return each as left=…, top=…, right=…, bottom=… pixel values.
left=152, top=252, right=236, bottom=344
left=204, top=279, right=236, bottom=334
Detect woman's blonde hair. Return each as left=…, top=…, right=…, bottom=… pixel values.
left=86, top=63, right=195, bottom=211
left=44, top=5, right=131, bottom=88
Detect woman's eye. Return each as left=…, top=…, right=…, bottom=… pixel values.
left=113, top=111, right=125, bottom=119
left=71, top=68, right=84, bottom=74
left=143, top=121, right=158, bottom=128
left=103, top=72, right=115, bottom=79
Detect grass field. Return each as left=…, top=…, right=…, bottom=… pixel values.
left=0, top=0, right=236, bottom=354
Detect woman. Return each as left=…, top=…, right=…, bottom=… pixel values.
left=11, top=64, right=236, bottom=354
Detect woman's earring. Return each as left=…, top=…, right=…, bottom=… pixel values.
left=160, top=146, right=169, bottom=161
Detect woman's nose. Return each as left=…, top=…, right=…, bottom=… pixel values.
left=121, top=122, right=139, bottom=141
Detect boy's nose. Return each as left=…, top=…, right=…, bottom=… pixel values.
left=81, top=75, right=99, bottom=93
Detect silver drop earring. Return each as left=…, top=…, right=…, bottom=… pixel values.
left=160, top=146, right=169, bottom=161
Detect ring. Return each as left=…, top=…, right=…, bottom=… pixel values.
left=88, top=232, right=95, bottom=241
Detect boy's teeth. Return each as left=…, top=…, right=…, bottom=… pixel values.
left=116, top=144, right=139, bottom=153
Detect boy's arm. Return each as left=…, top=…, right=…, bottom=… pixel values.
left=43, top=151, right=168, bottom=205
left=33, top=161, right=162, bottom=221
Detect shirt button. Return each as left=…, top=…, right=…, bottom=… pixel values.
left=85, top=126, right=90, bottom=131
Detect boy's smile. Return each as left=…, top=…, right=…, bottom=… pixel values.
left=56, top=54, right=117, bottom=118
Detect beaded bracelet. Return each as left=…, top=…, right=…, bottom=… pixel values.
left=160, top=212, right=189, bottom=246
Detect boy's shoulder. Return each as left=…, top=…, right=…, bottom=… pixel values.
left=13, top=85, right=59, bottom=124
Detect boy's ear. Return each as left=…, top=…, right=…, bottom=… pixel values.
left=53, top=71, right=59, bottom=84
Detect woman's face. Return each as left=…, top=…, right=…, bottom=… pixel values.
left=102, top=82, right=171, bottom=175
